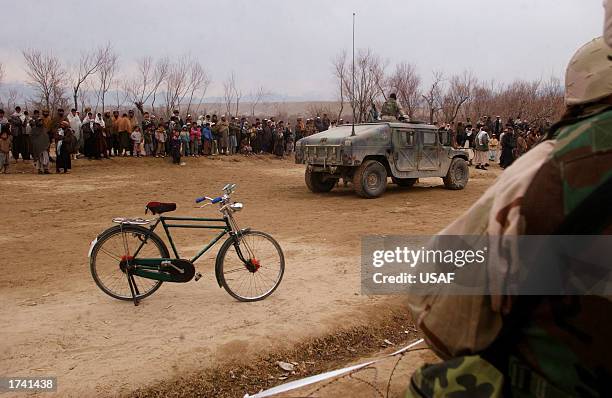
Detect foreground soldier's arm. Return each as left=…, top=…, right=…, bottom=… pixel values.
left=404, top=139, right=556, bottom=358
left=405, top=37, right=612, bottom=398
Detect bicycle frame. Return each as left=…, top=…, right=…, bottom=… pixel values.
left=132, top=215, right=231, bottom=263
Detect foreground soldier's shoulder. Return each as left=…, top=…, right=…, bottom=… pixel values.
left=554, top=109, right=612, bottom=159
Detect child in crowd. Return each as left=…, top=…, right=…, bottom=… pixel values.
left=144, top=126, right=154, bottom=156
left=239, top=137, right=253, bottom=155
left=130, top=126, right=143, bottom=157
left=155, top=127, right=166, bottom=157
left=0, top=130, right=12, bottom=173
left=190, top=125, right=201, bottom=157
left=489, top=134, right=499, bottom=163
left=201, top=123, right=212, bottom=155
left=286, top=128, right=295, bottom=155
left=180, top=126, right=190, bottom=156
left=171, top=129, right=181, bottom=164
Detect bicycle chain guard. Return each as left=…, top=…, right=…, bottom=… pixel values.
left=132, top=259, right=196, bottom=283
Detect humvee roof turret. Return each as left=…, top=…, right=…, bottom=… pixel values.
left=294, top=121, right=469, bottom=198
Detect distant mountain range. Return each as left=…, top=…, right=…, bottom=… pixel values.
left=0, top=82, right=335, bottom=106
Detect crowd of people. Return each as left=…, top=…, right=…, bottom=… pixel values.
left=0, top=99, right=545, bottom=175
left=448, top=115, right=544, bottom=170
left=0, top=105, right=351, bottom=174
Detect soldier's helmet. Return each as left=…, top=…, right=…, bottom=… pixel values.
left=565, top=36, right=612, bottom=106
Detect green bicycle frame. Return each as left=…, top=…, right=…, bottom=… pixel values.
left=132, top=215, right=231, bottom=264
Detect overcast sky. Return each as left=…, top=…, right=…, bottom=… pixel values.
left=0, top=0, right=603, bottom=100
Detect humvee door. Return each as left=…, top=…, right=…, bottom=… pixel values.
left=392, top=127, right=417, bottom=172
left=418, top=130, right=441, bottom=171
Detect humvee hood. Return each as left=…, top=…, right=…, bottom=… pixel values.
left=297, top=124, right=387, bottom=146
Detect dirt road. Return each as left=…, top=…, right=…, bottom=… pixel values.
left=0, top=155, right=498, bottom=397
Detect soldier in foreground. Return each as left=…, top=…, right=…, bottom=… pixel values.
left=380, top=93, right=408, bottom=121
left=405, top=37, right=612, bottom=397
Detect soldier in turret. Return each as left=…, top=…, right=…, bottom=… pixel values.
left=380, top=93, right=408, bottom=121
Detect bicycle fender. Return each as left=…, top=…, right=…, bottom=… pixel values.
left=214, top=251, right=224, bottom=288
left=87, top=237, right=98, bottom=258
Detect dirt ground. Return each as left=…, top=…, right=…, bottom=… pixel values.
left=0, top=155, right=499, bottom=397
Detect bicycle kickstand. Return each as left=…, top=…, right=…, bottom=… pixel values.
left=127, top=272, right=140, bottom=306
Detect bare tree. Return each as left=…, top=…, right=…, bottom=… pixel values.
left=95, top=45, right=118, bottom=114
left=249, top=86, right=270, bottom=117
left=0, top=62, right=4, bottom=88
left=338, top=48, right=386, bottom=123
left=223, top=71, right=237, bottom=117
left=536, top=76, right=564, bottom=123
left=113, top=78, right=128, bottom=110
left=388, top=62, right=421, bottom=120
left=163, top=57, right=196, bottom=116
left=79, top=80, right=92, bottom=112
left=184, top=61, right=210, bottom=116
left=503, top=79, right=541, bottom=120
left=465, top=80, right=496, bottom=122
left=422, top=71, right=444, bottom=124
left=234, top=83, right=242, bottom=117
left=306, top=103, right=335, bottom=118
left=69, top=46, right=106, bottom=110
left=22, top=49, right=67, bottom=114
left=332, top=51, right=348, bottom=121
left=126, top=56, right=169, bottom=115
left=441, top=70, right=476, bottom=123
left=6, top=88, right=19, bottom=111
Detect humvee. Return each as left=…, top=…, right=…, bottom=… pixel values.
left=294, top=122, right=469, bottom=198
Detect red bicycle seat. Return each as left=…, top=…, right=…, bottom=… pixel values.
left=146, top=202, right=177, bottom=215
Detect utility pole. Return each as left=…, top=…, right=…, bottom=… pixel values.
left=351, top=12, right=356, bottom=136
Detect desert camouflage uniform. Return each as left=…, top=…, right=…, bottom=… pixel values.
left=406, top=103, right=612, bottom=397
left=380, top=98, right=406, bottom=121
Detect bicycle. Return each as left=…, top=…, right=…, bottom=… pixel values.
left=88, top=184, right=285, bottom=306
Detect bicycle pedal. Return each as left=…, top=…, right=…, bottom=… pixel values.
left=194, top=272, right=203, bottom=281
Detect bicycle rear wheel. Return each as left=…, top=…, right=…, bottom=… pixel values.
left=217, top=230, right=285, bottom=302
left=90, top=225, right=169, bottom=301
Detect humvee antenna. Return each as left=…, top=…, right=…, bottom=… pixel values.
left=351, top=12, right=356, bottom=137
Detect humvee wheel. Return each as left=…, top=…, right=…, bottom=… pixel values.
left=305, top=168, right=336, bottom=193
left=392, top=177, right=418, bottom=188
left=353, top=160, right=387, bottom=198
left=443, top=157, right=469, bottom=190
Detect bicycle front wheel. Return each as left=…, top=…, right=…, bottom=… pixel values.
left=217, top=230, right=285, bottom=302
left=90, top=225, right=169, bottom=301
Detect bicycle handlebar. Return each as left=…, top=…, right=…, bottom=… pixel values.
left=195, top=196, right=223, bottom=204
left=196, top=184, right=236, bottom=205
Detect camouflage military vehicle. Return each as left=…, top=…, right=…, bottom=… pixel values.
left=294, top=122, right=469, bottom=198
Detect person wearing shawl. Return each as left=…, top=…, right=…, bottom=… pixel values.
left=81, top=113, right=103, bottom=160
left=55, top=121, right=76, bottom=173
left=95, top=113, right=108, bottom=158
left=273, top=121, right=286, bottom=158
left=262, top=120, right=273, bottom=153
left=67, top=108, right=82, bottom=158
left=215, top=115, right=230, bottom=155
left=9, top=106, right=29, bottom=161
left=30, top=110, right=50, bottom=174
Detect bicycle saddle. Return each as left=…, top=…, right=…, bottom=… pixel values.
left=146, top=202, right=177, bottom=215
